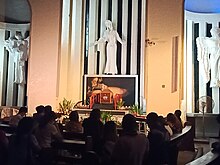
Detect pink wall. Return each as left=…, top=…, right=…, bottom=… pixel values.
left=27, top=0, right=62, bottom=113
left=146, top=0, right=184, bottom=116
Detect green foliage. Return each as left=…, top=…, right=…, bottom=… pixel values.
left=114, top=120, right=122, bottom=127
left=58, top=98, right=74, bottom=115
left=101, top=111, right=113, bottom=124
left=129, top=104, right=143, bottom=115
left=117, top=98, right=125, bottom=109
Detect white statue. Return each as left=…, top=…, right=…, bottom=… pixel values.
left=5, top=32, right=29, bottom=84
left=196, top=27, right=220, bottom=87
left=91, top=20, right=124, bottom=74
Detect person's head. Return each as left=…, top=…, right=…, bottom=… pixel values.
left=158, top=115, right=167, bottom=125
left=90, top=109, right=101, bottom=120
left=122, top=114, right=137, bottom=133
left=105, top=20, right=113, bottom=31
left=39, top=111, right=57, bottom=128
left=103, top=121, right=117, bottom=142
left=174, top=110, right=182, bottom=118
left=44, top=105, right=52, bottom=115
left=17, top=117, right=34, bottom=136
left=15, top=31, right=22, bottom=40
left=69, top=111, right=79, bottom=122
left=166, top=113, right=177, bottom=123
left=18, top=106, right=28, bottom=117
left=36, top=105, right=45, bottom=114
left=210, top=27, right=220, bottom=38
left=146, top=112, right=159, bottom=128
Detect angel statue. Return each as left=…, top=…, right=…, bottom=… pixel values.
left=90, top=20, right=125, bottom=75
left=196, top=27, right=220, bottom=88
left=5, top=32, right=29, bottom=85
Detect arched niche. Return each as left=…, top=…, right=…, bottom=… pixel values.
left=184, top=0, right=220, bottom=114
left=0, top=0, right=31, bottom=107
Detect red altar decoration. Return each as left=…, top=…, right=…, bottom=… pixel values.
left=89, top=89, right=122, bottom=110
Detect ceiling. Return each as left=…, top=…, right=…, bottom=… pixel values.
left=0, top=0, right=219, bottom=24
left=0, top=0, right=30, bottom=23
left=185, top=0, right=220, bottom=13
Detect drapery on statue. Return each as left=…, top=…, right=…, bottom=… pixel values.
left=5, top=32, right=29, bottom=85
left=91, top=20, right=125, bottom=75
left=196, top=27, right=220, bottom=88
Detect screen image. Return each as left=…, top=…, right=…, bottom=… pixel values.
left=84, top=75, right=138, bottom=106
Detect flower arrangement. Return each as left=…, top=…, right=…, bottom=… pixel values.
left=101, top=111, right=113, bottom=124
left=129, top=104, right=143, bottom=116
left=58, top=98, right=74, bottom=115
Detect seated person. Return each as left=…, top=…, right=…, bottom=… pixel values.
left=9, top=107, right=27, bottom=127
left=44, top=105, right=53, bottom=115
left=146, top=112, right=170, bottom=165
left=35, top=110, right=63, bottom=148
left=35, top=110, right=63, bottom=165
left=166, top=113, right=183, bottom=134
left=0, top=130, right=9, bottom=165
left=82, top=109, right=103, bottom=154
left=33, top=105, right=45, bottom=123
left=111, top=114, right=149, bottom=165
left=101, top=121, right=118, bottom=165
left=174, top=109, right=183, bottom=127
left=8, top=117, right=41, bottom=165
left=158, top=115, right=173, bottom=137
left=65, top=110, right=83, bottom=133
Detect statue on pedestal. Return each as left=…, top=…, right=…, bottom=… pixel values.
left=196, top=27, right=220, bottom=87
left=5, top=32, right=29, bottom=85
left=91, top=20, right=125, bottom=75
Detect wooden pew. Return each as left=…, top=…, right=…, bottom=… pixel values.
left=168, top=125, right=192, bottom=165
left=186, top=150, right=220, bottom=165
left=186, top=139, right=220, bottom=165
left=0, top=123, right=17, bottom=134
left=170, top=125, right=192, bottom=141
left=62, top=131, right=85, bottom=140
left=51, top=136, right=93, bottom=164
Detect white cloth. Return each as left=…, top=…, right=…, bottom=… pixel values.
left=196, top=37, right=211, bottom=83
left=196, top=36, right=220, bottom=87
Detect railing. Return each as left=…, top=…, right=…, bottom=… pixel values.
left=186, top=139, right=220, bottom=165
left=168, top=125, right=192, bottom=165
left=186, top=150, right=220, bottom=165
left=170, top=125, right=192, bottom=141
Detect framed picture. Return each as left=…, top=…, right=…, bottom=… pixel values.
left=83, top=75, right=138, bottom=106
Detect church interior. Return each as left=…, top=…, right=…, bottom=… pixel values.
left=0, top=0, right=220, bottom=164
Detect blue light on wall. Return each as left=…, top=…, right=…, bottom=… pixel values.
left=185, top=0, right=220, bottom=13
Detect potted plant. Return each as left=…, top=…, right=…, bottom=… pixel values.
left=101, top=111, right=113, bottom=124
left=58, top=98, right=74, bottom=115
left=116, top=98, right=125, bottom=110
left=129, top=104, right=142, bottom=116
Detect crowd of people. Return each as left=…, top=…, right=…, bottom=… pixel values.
left=0, top=105, right=187, bottom=165
left=0, top=105, right=63, bottom=165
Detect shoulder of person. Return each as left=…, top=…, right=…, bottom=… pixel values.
left=47, top=122, right=58, bottom=130
left=137, top=132, right=147, bottom=137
